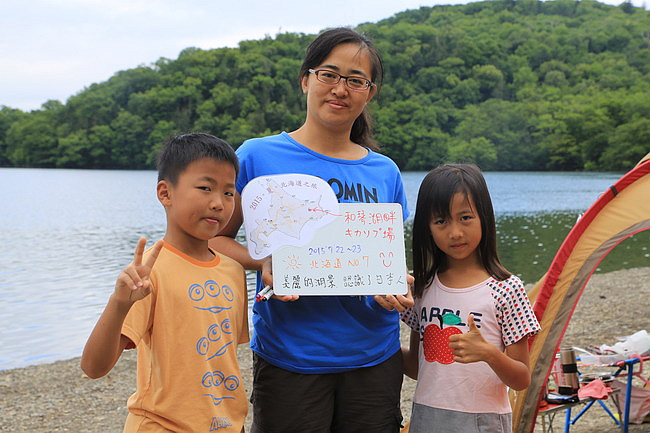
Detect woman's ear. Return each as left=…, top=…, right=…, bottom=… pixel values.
left=365, top=85, right=377, bottom=103
left=301, top=73, right=309, bottom=94
left=157, top=180, right=172, bottom=207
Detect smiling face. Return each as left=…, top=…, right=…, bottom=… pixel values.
left=159, top=157, right=236, bottom=252
left=429, top=191, right=483, bottom=268
left=301, top=42, right=376, bottom=133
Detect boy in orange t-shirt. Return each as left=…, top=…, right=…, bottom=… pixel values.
left=81, top=133, right=249, bottom=432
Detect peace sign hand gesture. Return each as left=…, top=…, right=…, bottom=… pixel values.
left=113, top=237, right=164, bottom=304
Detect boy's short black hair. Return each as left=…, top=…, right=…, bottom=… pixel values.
left=156, top=133, right=239, bottom=184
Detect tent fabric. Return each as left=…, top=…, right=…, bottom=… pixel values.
left=512, top=153, right=650, bottom=433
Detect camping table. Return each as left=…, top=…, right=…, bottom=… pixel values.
left=537, top=391, right=619, bottom=433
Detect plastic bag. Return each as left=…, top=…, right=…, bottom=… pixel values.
left=574, top=346, right=627, bottom=366
left=600, top=330, right=650, bottom=356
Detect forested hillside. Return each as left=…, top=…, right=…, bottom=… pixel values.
left=1, top=0, right=649, bottom=171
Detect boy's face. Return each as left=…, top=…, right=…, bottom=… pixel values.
left=160, top=158, right=236, bottom=247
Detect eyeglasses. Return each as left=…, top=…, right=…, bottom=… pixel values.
left=308, top=69, right=375, bottom=91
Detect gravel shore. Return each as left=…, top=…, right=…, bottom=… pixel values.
left=1, top=267, right=649, bottom=433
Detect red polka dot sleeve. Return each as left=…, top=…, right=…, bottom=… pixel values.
left=400, top=306, right=419, bottom=332
left=488, top=275, right=541, bottom=346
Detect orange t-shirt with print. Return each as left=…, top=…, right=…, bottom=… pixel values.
left=121, top=241, right=249, bottom=433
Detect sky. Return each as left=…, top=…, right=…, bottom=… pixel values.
left=1, top=0, right=646, bottom=112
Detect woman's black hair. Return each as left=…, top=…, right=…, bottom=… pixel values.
left=412, top=164, right=510, bottom=298
left=298, top=27, right=384, bottom=150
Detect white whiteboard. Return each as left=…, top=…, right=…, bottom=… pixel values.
left=272, top=203, right=408, bottom=296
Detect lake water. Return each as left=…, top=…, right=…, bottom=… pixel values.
left=1, top=168, right=648, bottom=370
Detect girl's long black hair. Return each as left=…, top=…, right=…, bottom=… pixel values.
left=412, top=164, right=510, bottom=298
left=298, top=27, right=383, bottom=150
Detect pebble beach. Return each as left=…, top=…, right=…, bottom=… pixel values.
left=1, top=267, right=649, bottom=433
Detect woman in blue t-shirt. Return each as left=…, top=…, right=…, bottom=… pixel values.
left=210, top=27, right=413, bottom=433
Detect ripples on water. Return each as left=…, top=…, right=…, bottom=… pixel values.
left=496, top=211, right=650, bottom=283
left=1, top=169, right=647, bottom=370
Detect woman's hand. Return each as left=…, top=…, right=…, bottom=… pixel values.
left=261, top=257, right=299, bottom=302
left=373, top=272, right=414, bottom=312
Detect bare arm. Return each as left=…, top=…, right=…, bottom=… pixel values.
left=500, top=338, right=531, bottom=390
left=210, top=192, right=298, bottom=303
left=448, top=314, right=531, bottom=391
left=80, top=238, right=163, bottom=378
left=80, top=298, right=134, bottom=378
left=209, top=192, right=265, bottom=271
left=402, top=329, right=420, bottom=380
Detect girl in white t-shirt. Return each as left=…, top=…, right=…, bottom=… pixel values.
left=401, top=164, right=541, bottom=433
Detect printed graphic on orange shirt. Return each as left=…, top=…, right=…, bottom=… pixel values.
left=209, top=416, right=233, bottom=430
left=189, top=280, right=234, bottom=313
left=202, top=370, right=239, bottom=406
left=196, top=320, right=233, bottom=360
left=189, top=280, right=236, bottom=360
left=187, top=278, right=241, bottom=420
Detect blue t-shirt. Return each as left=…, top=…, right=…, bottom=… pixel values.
left=237, top=132, right=409, bottom=373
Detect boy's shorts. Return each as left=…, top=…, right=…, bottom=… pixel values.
left=250, top=350, right=404, bottom=433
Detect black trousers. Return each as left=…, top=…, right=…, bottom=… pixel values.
left=250, top=350, right=404, bottom=433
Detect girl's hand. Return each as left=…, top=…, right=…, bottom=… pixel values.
left=113, top=237, right=163, bottom=304
left=451, top=315, right=532, bottom=389
left=261, top=256, right=299, bottom=302
left=448, top=314, right=497, bottom=364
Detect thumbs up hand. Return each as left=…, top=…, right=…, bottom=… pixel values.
left=448, top=314, right=493, bottom=364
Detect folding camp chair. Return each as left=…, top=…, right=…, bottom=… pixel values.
left=608, top=355, right=650, bottom=432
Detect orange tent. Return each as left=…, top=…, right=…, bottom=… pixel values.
left=512, top=152, right=650, bottom=432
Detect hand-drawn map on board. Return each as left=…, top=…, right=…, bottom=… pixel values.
left=241, top=174, right=340, bottom=260
left=241, top=174, right=408, bottom=296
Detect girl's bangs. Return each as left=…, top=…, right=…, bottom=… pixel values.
left=428, top=179, right=470, bottom=219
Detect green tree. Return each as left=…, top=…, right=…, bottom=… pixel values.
left=223, top=117, right=260, bottom=149
left=0, top=107, right=26, bottom=166
left=600, top=118, right=650, bottom=170
left=448, top=137, right=498, bottom=170
left=146, top=120, right=177, bottom=166
left=62, top=86, right=119, bottom=132
left=3, top=1, right=650, bottom=171
left=454, top=99, right=542, bottom=170
left=109, top=110, right=150, bottom=168
left=86, top=125, right=118, bottom=168
left=107, top=67, right=161, bottom=107
left=57, top=130, right=90, bottom=167
left=375, top=98, right=450, bottom=170
left=472, top=64, right=506, bottom=100
left=5, top=111, right=58, bottom=167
